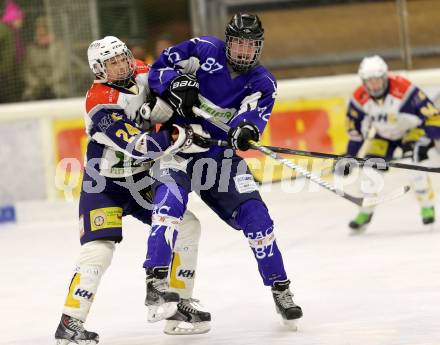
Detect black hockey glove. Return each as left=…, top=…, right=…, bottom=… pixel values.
left=167, top=74, right=199, bottom=118
left=402, top=137, right=433, bottom=163
left=228, top=121, right=260, bottom=151
left=333, top=158, right=354, bottom=176
left=333, top=157, right=387, bottom=176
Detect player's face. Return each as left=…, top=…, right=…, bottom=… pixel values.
left=228, top=37, right=257, bottom=64
left=363, top=77, right=386, bottom=97
left=105, top=54, right=132, bottom=82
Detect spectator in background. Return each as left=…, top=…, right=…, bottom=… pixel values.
left=128, top=40, right=147, bottom=62
left=0, top=0, right=25, bottom=103
left=145, top=34, right=173, bottom=65
left=22, top=16, right=69, bottom=101
left=129, top=35, right=174, bottom=66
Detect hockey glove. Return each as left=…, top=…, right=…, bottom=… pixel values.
left=333, top=157, right=387, bottom=176
left=402, top=136, right=433, bottom=163
left=333, top=158, right=354, bottom=176
left=228, top=121, right=260, bottom=151
left=167, top=74, right=200, bottom=118
left=167, top=124, right=211, bottom=154
left=137, top=97, right=174, bottom=126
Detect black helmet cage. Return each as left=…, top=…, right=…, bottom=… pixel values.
left=225, top=13, right=264, bottom=72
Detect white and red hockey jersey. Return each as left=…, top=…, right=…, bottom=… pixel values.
left=84, top=60, right=171, bottom=177
left=346, top=74, right=440, bottom=155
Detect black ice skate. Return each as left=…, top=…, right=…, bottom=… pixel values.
left=272, top=280, right=303, bottom=331
left=145, top=266, right=180, bottom=322
left=164, top=298, right=211, bottom=335
left=421, top=206, right=435, bottom=225
left=349, top=211, right=373, bottom=233
left=54, top=314, right=99, bottom=345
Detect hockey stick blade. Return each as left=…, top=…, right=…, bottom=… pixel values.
left=358, top=185, right=411, bottom=208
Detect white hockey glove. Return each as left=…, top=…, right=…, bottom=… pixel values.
left=166, top=124, right=211, bottom=155
left=138, top=97, right=174, bottom=125
left=176, top=57, right=200, bottom=75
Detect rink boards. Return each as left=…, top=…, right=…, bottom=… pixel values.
left=2, top=69, right=440, bottom=208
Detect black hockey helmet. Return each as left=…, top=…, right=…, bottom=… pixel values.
left=225, top=13, right=264, bottom=72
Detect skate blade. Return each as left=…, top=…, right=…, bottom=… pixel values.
left=425, top=223, right=435, bottom=231
left=55, top=340, right=71, bottom=345
left=349, top=226, right=368, bottom=236
left=164, top=320, right=211, bottom=335
left=56, top=339, right=98, bottom=345
left=280, top=318, right=298, bottom=331
left=147, top=302, right=178, bottom=323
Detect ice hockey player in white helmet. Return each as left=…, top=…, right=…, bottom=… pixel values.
left=54, top=36, right=211, bottom=344
left=357, top=55, right=389, bottom=98
left=336, top=55, right=440, bottom=233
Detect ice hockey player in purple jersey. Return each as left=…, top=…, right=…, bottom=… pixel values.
left=54, top=36, right=212, bottom=344
left=146, top=13, right=302, bottom=329
left=338, top=55, right=440, bottom=232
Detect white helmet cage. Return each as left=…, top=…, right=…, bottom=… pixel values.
left=87, top=36, right=136, bottom=85
left=358, top=55, right=389, bottom=98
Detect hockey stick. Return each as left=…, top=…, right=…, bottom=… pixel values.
left=192, top=106, right=410, bottom=207
left=262, top=146, right=440, bottom=173
left=201, top=139, right=439, bottom=173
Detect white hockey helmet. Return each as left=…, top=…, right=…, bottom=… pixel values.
left=87, top=36, right=136, bottom=84
left=358, top=55, right=389, bottom=98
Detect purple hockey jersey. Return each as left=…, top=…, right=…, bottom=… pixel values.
left=148, top=36, right=277, bottom=156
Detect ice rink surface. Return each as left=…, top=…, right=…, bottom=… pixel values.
left=2, top=169, right=440, bottom=345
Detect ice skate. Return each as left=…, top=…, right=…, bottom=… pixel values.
left=421, top=206, right=435, bottom=226
left=145, top=267, right=180, bottom=322
left=54, top=314, right=99, bottom=345
left=349, top=211, right=373, bottom=233
left=164, top=298, right=211, bottom=335
left=272, top=280, right=302, bottom=331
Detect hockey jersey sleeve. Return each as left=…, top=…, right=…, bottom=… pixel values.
left=228, top=71, right=277, bottom=135
left=87, top=104, right=172, bottom=162
left=399, top=87, right=440, bottom=140
left=345, top=99, right=368, bottom=156
left=148, top=36, right=220, bottom=96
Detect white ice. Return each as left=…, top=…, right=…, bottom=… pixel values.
left=2, top=168, right=440, bottom=345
